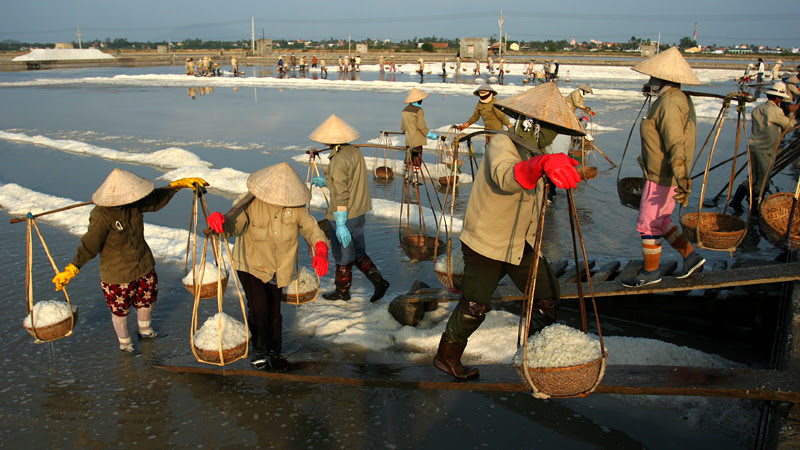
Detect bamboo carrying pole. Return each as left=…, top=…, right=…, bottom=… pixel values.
left=10, top=201, right=94, bottom=224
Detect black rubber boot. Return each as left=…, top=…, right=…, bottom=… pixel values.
left=356, top=254, right=390, bottom=302
left=433, top=298, right=491, bottom=380
left=729, top=185, right=747, bottom=214
left=433, top=334, right=479, bottom=381
left=322, top=264, right=352, bottom=300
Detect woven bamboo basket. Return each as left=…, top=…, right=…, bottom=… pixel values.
left=514, top=351, right=607, bottom=398
left=759, top=193, right=800, bottom=251
left=193, top=341, right=247, bottom=364
left=434, top=268, right=463, bottom=291
left=374, top=166, right=394, bottom=179
left=285, top=287, right=319, bottom=305
left=184, top=274, right=229, bottom=300
left=680, top=212, right=747, bottom=250
left=617, top=177, right=645, bottom=209
left=438, top=175, right=459, bottom=187
left=24, top=311, right=78, bottom=341
left=577, top=166, right=597, bottom=181
left=400, top=234, right=441, bottom=261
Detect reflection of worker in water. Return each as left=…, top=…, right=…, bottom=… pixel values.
left=622, top=47, right=705, bottom=289
left=187, top=87, right=196, bottom=99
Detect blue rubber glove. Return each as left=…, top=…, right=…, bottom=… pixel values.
left=311, top=176, right=327, bottom=187
left=426, top=131, right=438, bottom=140
left=333, top=210, right=352, bottom=248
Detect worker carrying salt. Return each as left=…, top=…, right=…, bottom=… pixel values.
left=756, top=58, right=766, bottom=84
left=185, top=58, right=195, bottom=76
left=401, top=88, right=438, bottom=170
left=729, top=82, right=797, bottom=214
left=230, top=55, right=238, bottom=77
left=206, top=163, right=329, bottom=370
left=52, top=169, right=208, bottom=352
left=564, top=84, right=595, bottom=117
left=308, top=115, right=391, bottom=303
left=457, top=84, right=512, bottom=146
left=433, top=83, right=584, bottom=381
left=621, top=46, right=705, bottom=288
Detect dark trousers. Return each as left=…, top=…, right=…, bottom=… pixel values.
left=237, top=271, right=283, bottom=356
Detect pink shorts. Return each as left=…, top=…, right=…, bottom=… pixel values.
left=101, top=270, right=158, bottom=317
left=636, top=180, right=678, bottom=237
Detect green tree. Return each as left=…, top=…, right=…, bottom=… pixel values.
left=421, top=42, right=434, bottom=52
left=678, top=36, right=697, bottom=50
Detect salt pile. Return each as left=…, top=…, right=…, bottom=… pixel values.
left=182, top=262, right=227, bottom=285
left=23, top=301, right=76, bottom=328
left=513, top=324, right=602, bottom=368
left=193, top=312, right=248, bottom=351
left=284, top=267, right=319, bottom=295
left=434, top=246, right=464, bottom=274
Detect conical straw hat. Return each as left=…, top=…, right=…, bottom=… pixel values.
left=404, top=87, right=429, bottom=103
left=246, top=162, right=311, bottom=206
left=92, top=168, right=155, bottom=207
left=494, top=83, right=586, bottom=136
left=473, top=84, right=498, bottom=96
left=308, top=114, right=360, bottom=144
left=631, top=46, right=700, bottom=85
left=578, top=84, right=593, bottom=94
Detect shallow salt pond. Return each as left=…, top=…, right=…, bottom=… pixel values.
left=0, top=62, right=789, bottom=447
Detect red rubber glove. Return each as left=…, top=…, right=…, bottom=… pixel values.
left=207, top=211, right=225, bottom=234
left=514, top=153, right=581, bottom=190
left=312, top=241, right=329, bottom=277
left=589, top=110, right=596, bottom=117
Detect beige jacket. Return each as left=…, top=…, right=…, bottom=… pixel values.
left=325, top=144, right=372, bottom=220
left=565, top=89, right=590, bottom=113
left=460, top=134, right=545, bottom=264
left=401, top=104, right=429, bottom=148
left=640, top=87, right=697, bottom=187
left=749, top=100, right=796, bottom=153
left=224, top=199, right=326, bottom=287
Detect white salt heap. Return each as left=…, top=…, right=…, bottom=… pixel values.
left=193, top=312, right=248, bottom=351
left=182, top=262, right=227, bottom=284
left=513, top=323, right=602, bottom=368
left=23, top=300, right=76, bottom=328
left=434, top=246, right=464, bottom=274
left=284, top=266, right=319, bottom=295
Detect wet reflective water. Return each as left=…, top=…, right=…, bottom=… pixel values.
left=0, top=64, right=788, bottom=447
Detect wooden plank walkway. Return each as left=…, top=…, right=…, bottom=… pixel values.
left=396, top=261, right=800, bottom=304
left=155, top=356, right=800, bottom=402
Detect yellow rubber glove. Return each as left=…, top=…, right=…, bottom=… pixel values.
left=53, top=264, right=79, bottom=291
left=169, top=177, right=209, bottom=191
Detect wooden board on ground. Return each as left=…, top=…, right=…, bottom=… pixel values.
left=154, top=356, right=800, bottom=402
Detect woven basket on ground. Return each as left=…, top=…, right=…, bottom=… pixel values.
left=184, top=275, right=229, bottom=300
left=617, top=177, right=645, bottom=209
left=285, top=288, right=319, bottom=305
left=24, top=312, right=78, bottom=341
left=374, top=166, right=394, bottom=179
left=193, top=341, right=247, bottom=364
left=680, top=212, right=747, bottom=251
left=434, top=269, right=463, bottom=291
left=400, top=234, right=441, bottom=261
left=514, top=351, right=607, bottom=398
left=759, top=193, right=800, bottom=251
left=438, top=175, right=459, bottom=187
left=577, top=166, right=597, bottom=181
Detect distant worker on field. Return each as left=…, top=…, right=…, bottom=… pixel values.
left=441, top=59, right=447, bottom=76
left=564, top=84, right=595, bottom=118
left=290, top=54, right=297, bottom=70
left=320, top=58, right=327, bottom=77
left=456, top=56, right=462, bottom=74
left=379, top=55, right=385, bottom=73
left=457, top=84, right=512, bottom=145
left=231, top=55, right=239, bottom=77
left=771, top=59, right=783, bottom=81
left=185, top=58, right=195, bottom=76
left=355, top=55, right=361, bottom=71
left=401, top=88, right=437, bottom=171
left=299, top=55, right=306, bottom=73
left=473, top=60, right=481, bottom=77
left=549, top=60, right=560, bottom=81
left=487, top=56, right=494, bottom=73
left=756, top=58, right=766, bottom=84
left=389, top=55, right=397, bottom=73
left=498, top=59, right=505, bottom=78
left=417, top=58, right=425, bottom=78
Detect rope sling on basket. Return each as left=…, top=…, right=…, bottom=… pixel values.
left=758, top=119, right=800, bottom=252
left=433, top=135, right=465, bottom=292
left=515, top=186, right=607, bottom=399
left=679, top=95, right=748, bottom=254
left=22, top=215, right=77, bottom=343
left=570, top=119, right=599, bottom=181
left=189, top=228, right=250, bottom=366
left=434, top=126, right=464, bottom=187
left=183, top=186, right=228, bottom=299
left=373, top=131, right=396, bottom=180
left=615, top=95, right=652, bottom=209
left=399, top=142, right=442, bottom=261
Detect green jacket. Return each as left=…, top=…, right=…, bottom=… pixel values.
left=460, top=134, right=545, bottom=264
left=466, top=97, right=510, bottom=130
left=564, top=89, right=590, bottom=113
left=749, top=100, right=796, bottom=153
left=224, top=199, right=327, bottom=287
left=401, top=104, right=429, bottom=148
left=640, top=87, right=697, bottom=187
left=325, top=144, right=372, bottom=221
left=71, top=188, right=178, bottom=285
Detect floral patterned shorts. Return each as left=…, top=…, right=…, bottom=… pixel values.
left=101, top=270, right=158, bottom=317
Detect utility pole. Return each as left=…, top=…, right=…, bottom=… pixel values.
left=348, top=34, right=351, bottom=56
left=498, top=10, right=504, bottom=60
left=76, top=26, right=82, bottom=49
left=251, top=17, right=255, bottom=56
left=657, top=32, right=661, bottom=53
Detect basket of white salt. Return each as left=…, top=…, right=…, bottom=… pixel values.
left=513, top=324, right=607, bottom=399
left=284, top=266, right=319, bottom=305
left=192, top=312, right=249, bottom=364
left=183, top=262, right=229, bottom=300
left=23, top=300, right=78, bottom=342
left=433, top=246, right=464, bottom=291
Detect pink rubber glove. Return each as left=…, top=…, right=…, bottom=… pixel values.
left=207, top=211, right=225, bottom=234
left=514, top=153, right=581, bottom=190
left=312, top=241, right=329, bottom=277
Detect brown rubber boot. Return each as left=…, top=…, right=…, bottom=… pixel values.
left=355, top=254, right=390, bottom=302
left=433, top=333, right=479, bottom=381
left=322, top=264, right=352, bottom=300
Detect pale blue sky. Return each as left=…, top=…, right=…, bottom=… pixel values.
left=1, top=0, right=798, bottom=47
